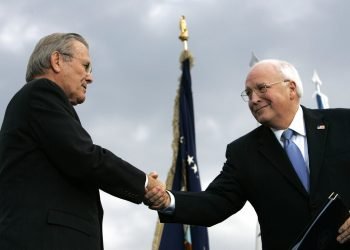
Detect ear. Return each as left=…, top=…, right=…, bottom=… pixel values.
left=50, top=51, right=62, bottom=73
left=288, top=81, right=299, bottom=100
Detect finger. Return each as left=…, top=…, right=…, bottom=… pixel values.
left=149, top=204, right=164, bottom=210
left=144, top=191, right=157, bottom=201
left=147, top=176, right=164, bottom=191
left=148, top=192, right=168, bottom=207
left=337, top=232, right=350, bottom=244
left=149, top=192, right=170, bottom=210
left=339, top=217, right=350, bottom=233
left=149, top=190, right=166, bottom=204
left=337, top=217, right=350, bottom=243
left=144, top=186, right=163, bottom=200
left=149, top=198, right=166, bottom=210
left=148, top=171, right=158, bottom=179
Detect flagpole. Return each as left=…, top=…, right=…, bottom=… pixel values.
left=152, top=15, right=209, bottom=250
left=179, top=15, right=189, bottom=51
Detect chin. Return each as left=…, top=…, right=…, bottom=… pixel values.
left=78, top=94, right=86, bottom=103
left=72, top=98, right=85, bottom=106
left=77, top=99, right=85, bottom=105
left=255, top=115, right=269, bottom=125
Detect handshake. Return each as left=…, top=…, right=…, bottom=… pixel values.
left=144, top=172, right=171, bottom=210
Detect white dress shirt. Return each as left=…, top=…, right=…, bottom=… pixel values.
left=271, top=106, right=309, bottom=171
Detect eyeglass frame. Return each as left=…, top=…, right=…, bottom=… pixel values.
left=59, top=52, right=92, bottom=74
left=240, top=79, right=291, bottom=102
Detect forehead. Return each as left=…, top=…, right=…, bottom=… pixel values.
left=245, top=63, right=280, bottom=87
left=70, top=40, right=90, bottom=58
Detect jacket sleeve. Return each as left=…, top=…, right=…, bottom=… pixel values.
left=28, top=80, right=146, bottom=204
left=160, top=144, right=247, bottom=226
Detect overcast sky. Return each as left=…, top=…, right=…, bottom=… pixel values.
left=1, top=0, right=349, bottom=249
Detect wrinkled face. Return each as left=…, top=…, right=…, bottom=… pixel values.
left=244, top=63, right=299, bottom=129
left=59, top=41, right=93, bottom=105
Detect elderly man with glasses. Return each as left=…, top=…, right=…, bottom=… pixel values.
left=0, top=33, right=165, bottom=250
left=146, top=59, right=350, bottom=249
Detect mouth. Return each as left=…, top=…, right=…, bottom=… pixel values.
left=254, top=104, right=269, bottom=114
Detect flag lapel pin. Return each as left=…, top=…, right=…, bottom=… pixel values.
left=317, top=124, right=326, bottom=130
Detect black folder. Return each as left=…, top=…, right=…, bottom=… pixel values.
left=291, top=192, right=349, bottom=250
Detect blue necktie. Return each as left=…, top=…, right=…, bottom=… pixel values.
left=282, top=129, right=310, bottom=192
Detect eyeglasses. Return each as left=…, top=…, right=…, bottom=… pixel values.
left=60, top=52, right=92, bottom=74
left=240, top=80, right=291, bottom=102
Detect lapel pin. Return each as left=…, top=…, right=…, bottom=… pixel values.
left=317, top=124, right=326, bottom=130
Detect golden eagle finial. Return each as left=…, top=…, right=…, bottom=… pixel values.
left=179, top=15, right=189, bottom=41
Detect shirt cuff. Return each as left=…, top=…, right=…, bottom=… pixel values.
left=159, top=191, right=175, bottom=214
left=144, top=174, right=148, bottom=189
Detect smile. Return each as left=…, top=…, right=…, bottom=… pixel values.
left=254, top=104, right=269, bottom=113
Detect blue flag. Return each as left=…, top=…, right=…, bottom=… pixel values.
left=152, top=51, right=209, bottom=250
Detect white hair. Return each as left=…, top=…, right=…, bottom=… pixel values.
left=251, top=59, right=303, bottom=97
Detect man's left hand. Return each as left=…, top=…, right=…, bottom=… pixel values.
left=337, top=216, right=350, bottom=244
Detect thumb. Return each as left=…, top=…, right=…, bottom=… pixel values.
left=148, top=171, right=158, bottom=179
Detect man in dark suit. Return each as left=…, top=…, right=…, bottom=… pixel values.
left=0, top=33, right=164, bottom=250
left=146, top=59, right=350, bottom=249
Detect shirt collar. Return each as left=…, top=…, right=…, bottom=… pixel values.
left=289, top=106, right=306, bottom=136
left=271, top=106, right=306, bottom=140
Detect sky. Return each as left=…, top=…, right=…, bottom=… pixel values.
left=0, top=0, right=349, bottom=249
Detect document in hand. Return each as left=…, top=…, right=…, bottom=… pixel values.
left=291, top=192, right=349, bottom=250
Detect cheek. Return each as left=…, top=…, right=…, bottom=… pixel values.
left=248, top=101, right=255, bottom=110
left=269, top=95, right=284, bottom=109
left=248, top=103, right=255, bottom=115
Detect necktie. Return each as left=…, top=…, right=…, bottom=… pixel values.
left=282, top=129, right=310, bottom=192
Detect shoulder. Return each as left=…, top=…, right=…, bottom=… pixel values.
left=227, top=125, right=268, bottom=152
left=303, top=106, right=350, bottom=121
left=24, top=78, right=71, bottom=107
left=11, top=78, right=68, bottom=104
left=23, top=78, right=77, bottom=118
left=5, top=78, right=66, bottom=112
left=27, top=78, right=67, bottom=99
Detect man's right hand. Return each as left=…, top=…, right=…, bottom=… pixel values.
left=144, top=172, right=170, bottom=210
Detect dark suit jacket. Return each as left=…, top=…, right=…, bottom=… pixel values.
left=0, top=79, right=146, bottom=250
left=160, top=106, right=350, bottom=249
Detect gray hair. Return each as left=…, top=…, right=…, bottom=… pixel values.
left=252, top=59, right=303, bottom=97
left=25, top=33, right=89, bottom=82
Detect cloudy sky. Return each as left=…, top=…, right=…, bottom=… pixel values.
left=1, top=0, right=349, bottom=249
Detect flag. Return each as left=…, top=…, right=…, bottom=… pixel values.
left=312, top=70, right=329, bottom=109
left=152, top=50, right=209, bottom=250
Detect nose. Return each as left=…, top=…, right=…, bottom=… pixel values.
left=86, top=72, right=93, bottom=84
left=249, top=90, right=261, bottom=103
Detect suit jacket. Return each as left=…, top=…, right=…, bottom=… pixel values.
left=0, top=78, right=146, bottom=250
left=160, top=106, right=350, bottom=249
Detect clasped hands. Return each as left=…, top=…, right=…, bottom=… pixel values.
left=144, top=172, right=170, bottom=210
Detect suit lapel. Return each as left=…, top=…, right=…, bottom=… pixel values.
left=302, top=107, right=328, bottom=193
left=258, top=126, right=308, bottom=196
